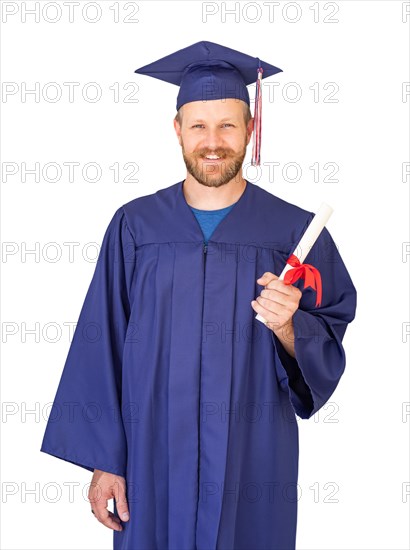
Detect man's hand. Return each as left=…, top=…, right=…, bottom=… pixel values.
left=251, top=271, right=302, bottom=357
left=88, top=469, right=130, bottom=531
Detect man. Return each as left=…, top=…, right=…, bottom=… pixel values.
left=41, top=41, right=357, bottom=549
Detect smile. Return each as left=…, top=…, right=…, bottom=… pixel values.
left=202, top=155, right=223, bottom=161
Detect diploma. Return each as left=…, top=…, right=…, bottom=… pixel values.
left=255, top=202, right=334, bottom=324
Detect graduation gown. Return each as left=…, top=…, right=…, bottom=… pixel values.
left=40, top=179, right=357, bottom=550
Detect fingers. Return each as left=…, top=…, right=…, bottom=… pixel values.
left=88, top=473, right=128, bottom=532
left=253, top=294, right=285, bottom=318
left=252, top=279, right=302, bottom=331
left=256, top=272, right=278, bottom=286
left=89, top=489, right=123, bottom=531
left=113, top=479, right=130, bottom=523
left=251, top=298, right=281, bottom=330
left=264, top=279, right=301, bottom=297
left=257, top=272, right=302, bottom=299
left=252, top=290, right=281, bottom=314
left=259, top=281, right=302, bottom=305
left=259, top=288, right=288, bottom=306
left=94, top=504, right=124, bottom=531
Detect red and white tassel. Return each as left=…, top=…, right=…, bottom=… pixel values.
left=251, top=66, right=263, bottom=167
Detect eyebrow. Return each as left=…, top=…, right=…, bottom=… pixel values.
left=190, top=117, right=237, bottom=123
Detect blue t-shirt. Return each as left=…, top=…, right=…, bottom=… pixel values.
left=190, top=203, right=236, bottom=245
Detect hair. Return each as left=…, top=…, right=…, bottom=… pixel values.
left=174, top=101, right=252, bottom=127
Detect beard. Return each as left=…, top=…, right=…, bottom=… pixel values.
left=181, top=139, right=247, bottom=188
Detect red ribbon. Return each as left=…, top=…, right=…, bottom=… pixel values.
left=283, top=254, right=323, bottom=307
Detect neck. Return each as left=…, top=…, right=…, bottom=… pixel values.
left=182, top=172, right=247, bottom=210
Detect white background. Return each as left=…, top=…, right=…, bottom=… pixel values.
left=1, top=1, right=409, bottom=549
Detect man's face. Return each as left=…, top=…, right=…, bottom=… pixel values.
left=174, top=98, right=253, bottom=188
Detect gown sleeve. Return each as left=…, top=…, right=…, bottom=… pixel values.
left=40, top=207, right=136, bottom=477
left=272, top=221, right=357, bottom=420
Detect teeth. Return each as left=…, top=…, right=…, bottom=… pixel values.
left=206, top=155, right=220, bottom=159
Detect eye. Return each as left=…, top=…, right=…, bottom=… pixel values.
left=222, top=123, right=234, bottom=128
left=192, top=124, right=205, bottom=129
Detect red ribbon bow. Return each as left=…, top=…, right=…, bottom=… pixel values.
left=283, top=254, right=323, bottom=307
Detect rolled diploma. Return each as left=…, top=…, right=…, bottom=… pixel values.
left=255, top=202, right=334, bottom=324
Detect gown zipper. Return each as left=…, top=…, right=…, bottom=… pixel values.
left=196, top=241, right=207, bottom=541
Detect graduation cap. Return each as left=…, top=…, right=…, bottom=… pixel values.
left=134, top=41, right=282, bottom=166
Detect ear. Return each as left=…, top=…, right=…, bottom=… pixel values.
left=173, top=117, right=182, bottom=146
left=246, top=117, right=254, bottom=145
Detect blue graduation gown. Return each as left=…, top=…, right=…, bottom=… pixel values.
left=40, top=179, right=357, bottom=549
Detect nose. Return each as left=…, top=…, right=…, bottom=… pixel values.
left=202, top=127, right=224, bottom=151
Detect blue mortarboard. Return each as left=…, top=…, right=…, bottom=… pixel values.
left=134, top=41, right=282, bottom=166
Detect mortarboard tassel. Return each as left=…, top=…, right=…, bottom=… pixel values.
left=251, top=66, right=263, bottom=167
